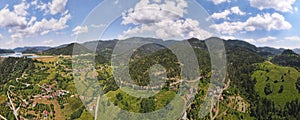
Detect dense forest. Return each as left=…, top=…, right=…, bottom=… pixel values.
left=271, top=49, right=300, bottom=70
left=0, top=57, right=35, bottom=86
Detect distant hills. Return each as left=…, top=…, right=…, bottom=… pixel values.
left=293, top=48, right=300, bottom=55
left=43, top=43, right=91, bottom=55
left=271, top=49, right=300, bottom=70
left=13, top=46, right=51, bottom=52
left=0, top=49, right=14, bottom=54
left=1, top=37, right=300, bottom=57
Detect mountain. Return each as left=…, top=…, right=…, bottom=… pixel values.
left=225, top=39, right=258, bottom=51
left=258, top=47, right=285, bottom=55
left=13, top=46, right=51, bottom=53
left=0, top=49, right=14, bottom=54
left=271, top=49, right=300, bottom=70
left=43, top=43, right=92, bottom=55
left=293, top=48, right=300, bottom=55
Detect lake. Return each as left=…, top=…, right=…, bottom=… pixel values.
left=0, top=53, right=40, bottom=58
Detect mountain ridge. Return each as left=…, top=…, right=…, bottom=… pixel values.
left=1, top=37, right=299, bottom=56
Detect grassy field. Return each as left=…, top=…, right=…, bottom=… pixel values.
left=0, top=94, right=7, bottom=104
left=253, top=61, right=300, bottom=107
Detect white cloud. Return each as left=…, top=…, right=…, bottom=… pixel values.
left=257, top=36, right=277, bottom=42
left=153, top=0, right=162, bottom=3
left=120, top=18, right=212, bottom=40
left=36, top=2, right=47, bottom=12
left=230, top=6, right=246, bottom=15
left=121, top=0, right=187, bottom=25
left=284, top=36, right=300, bottom=41
left=10, top=14, right=71, bottom=39
left=208, top=0, right=230, bottom=5
left=0, top=34, right=3, bottom=40
left=90, top=24, right=106, bottom=28
left=250, top=0, right=296, bottom=12
left=210, top=13, right=292, bottom=34
left=13, top=0, right=30, bottom=16
left=31, top=0, right=38, bottom=6
left=43, top=39, right=54, bottom=44
left=211, top=10, right=231, bottom=20
left=0, top=5, right=27, bottom=28
left=72, top=26, right=89, bottom=35
left=119, top=0, right=212, bottom=40
left=28, top=16, right=37, bottom=25
left=244, top=38, right=256, bottom=44
left=220, top=36, right=236, bottom=40
left=48, top=0, right=68, bottom=15
left=210, top=6, right=245, bottom=20
left=0, top=0, right=72, bottom=40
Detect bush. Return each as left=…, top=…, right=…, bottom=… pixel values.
left=264, top=83, right=272, bottom=95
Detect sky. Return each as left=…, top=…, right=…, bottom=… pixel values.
left=0, top=0, right=299, bottom=49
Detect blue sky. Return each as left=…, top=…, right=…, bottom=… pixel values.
left=0, top=0, right=299, bottom=49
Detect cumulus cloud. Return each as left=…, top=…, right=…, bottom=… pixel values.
left=208, top=0, right=230, bottom=5
left=220, top=36, right=236, bottom=40
left=13, top=0, right=30, bottom=16
left=210, top=6, right=245, bottom=20
left=121, top=0, right=188, bottom=25
left=72, top=26, right=89, bottom=35
left=10, top=14, right=71, bottom=39
left=0, top=0, right=71, bottom=40
left=0, top=34, right=3, bottom=40
left=257, top=36, right=277, bottom=42
left=250, top=0, right=296, bottom=12
left=119, top=0, right=212, bottom=40
left=48, top=0, right=68, bottom=15
left=211, top=10, right=231, bottom=20
left=0, top=5, right=27, bottom=28
left=43, top=39, right=54, bottom=44
left=230, top=6, right=246, bottom=15
left=244, top=38, right=256, bottom=44
left=210, top=13, right=292, bottom=34
left=284, top=36, right=300, bottom=41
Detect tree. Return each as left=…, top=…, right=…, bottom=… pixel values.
left=116, top=93, right=123, bottom=101
left=278, top=85, right=284, bottom=93
left=296, top=77, right=300, bottom=93
left=140, top=98, right=155, bottom=113
left=264, top=83, right=272, bottom=95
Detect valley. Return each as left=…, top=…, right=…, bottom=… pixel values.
left=0, top=37, right=300, bottom=119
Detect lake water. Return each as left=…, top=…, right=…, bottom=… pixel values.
left=0, top=53, right=40, bottom=58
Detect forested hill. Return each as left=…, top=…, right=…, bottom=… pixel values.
left=43, top=43, right=92, bottom=55
left=0, top=57, right=35, bottom=86
left=271, top=49, right=300, bottom=70
left=39, top=37, right=291, bottom=57
left=0, top=49, right=14, bottom=54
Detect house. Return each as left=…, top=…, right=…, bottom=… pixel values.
left=50, top=111, right=54, bottom=116
left=22, top=103, right=26, bottom=107
left=89, top=105, right=94, bottom=111
left=43, top=110, right=48, bottom=117
left=32, top=102, right=37, bottom=107
left=80, top=96, right=85, bottom=100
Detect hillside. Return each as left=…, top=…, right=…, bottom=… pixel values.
left=13, top=46, right=50, bottom=53
left=293, top=48, right=300, bottom=55
left=271, top=49, right=300, bottom=70
left=43, top=43, right=91, bottom=55
left=2, top=37, right=300, bottom=119
left=253, top=61, right=300, bottom=107
left=0, top=49, right=14, bottom=54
